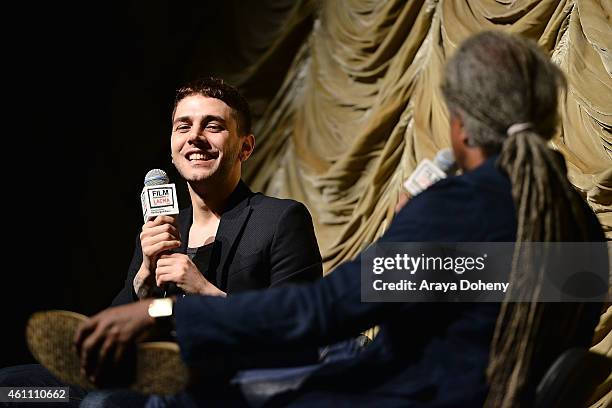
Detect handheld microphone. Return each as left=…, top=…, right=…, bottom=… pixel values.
left=141, top=169, right=180, bottom=296
left=141, top=169, right=180, bottom=222
left=402, top=148, right=456, bottom=196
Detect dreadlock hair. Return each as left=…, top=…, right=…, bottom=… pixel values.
left=441, top=31, right=596, bottom=407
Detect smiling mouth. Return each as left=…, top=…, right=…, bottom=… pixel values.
left=187, top=152, right=218, bottom=161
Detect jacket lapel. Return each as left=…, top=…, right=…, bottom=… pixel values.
left=211, top=181, right=253, bottom=289
left=174, top=206, right=193, bottom=254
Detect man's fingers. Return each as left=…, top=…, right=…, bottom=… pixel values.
left=80, top=323, right=107, bottom=377
left=141, top=226, right=180, bottom=245
left=156, top=271, right=177, bottom=287
left=155, top=264, right=172, bottom=286
left=158, top=253, right=181, bottom=259
left=143, top=232, right=180, bottom=247
left=112, top=342, right=127, bottom=366
left=156, top=272, right=168, bottom=287
left=156, top=253, right=182, bottom=266
left=143, top=217, right=179, bottom=236
left=145, top=222, right=179, bottom=237
left=153, top=240, right=181, bottom=253
left=97, top=332, right=118, bottom=369
left=153, top=215, right=178, bottom=226
left=144, top=240, right=181, bottom=257
left=145, top=215, right=177, bottom=227
left=74, top=319, right=96, bottom=352
left=91, top=336, right=117, bottom=384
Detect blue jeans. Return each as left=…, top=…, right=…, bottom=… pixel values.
left=80, top=337, right=367, bottom=408
left=0, top=364, right=87, bottom=407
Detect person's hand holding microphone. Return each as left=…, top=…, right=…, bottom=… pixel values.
left=133, top=169, right=225, bottom=297
left=133, top=169, right=180, bottom=299
left=395, top=148, right=457, bottom=213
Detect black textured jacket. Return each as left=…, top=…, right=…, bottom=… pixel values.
left=112, top=180, right=323, bottom=305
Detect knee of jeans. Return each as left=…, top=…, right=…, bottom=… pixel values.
left=0, top=363, right=66, bottom=388
left=80, top=390, right=150, bottom=408
left=0, top=364, right=36, bottom=385
left=80, top=391, right=119, bottom=408
left=0, top=367, right=9, bottom=385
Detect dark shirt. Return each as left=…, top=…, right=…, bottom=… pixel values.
left=187, top=243, right=215, bottom=284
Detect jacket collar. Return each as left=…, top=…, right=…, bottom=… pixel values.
left=459, top=155, right=510, bottom=193
left=176, top=180, right=254, bottom=288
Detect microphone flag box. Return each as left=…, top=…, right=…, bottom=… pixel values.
left=403, top=159, right=447, bottom=196
left=141, top=183, right=179, bottom=222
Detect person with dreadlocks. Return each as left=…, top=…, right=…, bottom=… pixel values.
left=439, top=31, right=607, bottom=407
left=73, top=31, right=606, bottom=407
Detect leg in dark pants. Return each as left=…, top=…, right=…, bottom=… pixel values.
left=0, top=364, right=87, bottom=407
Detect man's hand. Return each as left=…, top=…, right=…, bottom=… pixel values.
left=141, top=215, right=181, bottom=268
left=134, top=215, right=181, bottom=298
left=395, top=191, right=412, bottom=214
left=156, top=253, right=226, bottom=296
left=73, top=301, right=155, bottom=384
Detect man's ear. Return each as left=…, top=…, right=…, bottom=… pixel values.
left=240, top=134, right=255, bottom=162
left=450, top=112, right=468, bottom=145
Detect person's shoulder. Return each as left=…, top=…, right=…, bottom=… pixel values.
left=426, top=157, right=511, bottom=197
left=405, top=158, right=513, bottom=216
left=249, top=192, right=307, bottom=210
left=409, top=173, right=478, bottom=205
left=248, top=193, right=313, bottom=223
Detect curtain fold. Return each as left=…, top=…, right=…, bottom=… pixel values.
left=217, top=0, right=612, bottom=272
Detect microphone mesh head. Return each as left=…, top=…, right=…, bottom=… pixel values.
left=434, top=148, right=455, bottom=173
left=144, top=169, right=169, bottom=186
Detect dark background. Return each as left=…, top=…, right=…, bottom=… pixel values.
left=5, top=0, right=309, bottom=368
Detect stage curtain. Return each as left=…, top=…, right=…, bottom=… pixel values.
left=213, top=0, right=612, bottom=272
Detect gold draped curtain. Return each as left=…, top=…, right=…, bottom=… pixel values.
left=194, top=1, right=611, bottom=403
left=204, top=0, right=612, bottom=272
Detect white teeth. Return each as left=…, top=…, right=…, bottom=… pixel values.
left=188, top=153, right=213, bottom=161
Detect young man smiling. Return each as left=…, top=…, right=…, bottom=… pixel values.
left=0, top=78, right=322, bottom=408
left=113, top=76, right=322, bottom=303
left=75, top=32, right=606, bottom=407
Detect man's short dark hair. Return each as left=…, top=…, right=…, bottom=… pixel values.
left=174, top=77, right=252, bottom=136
